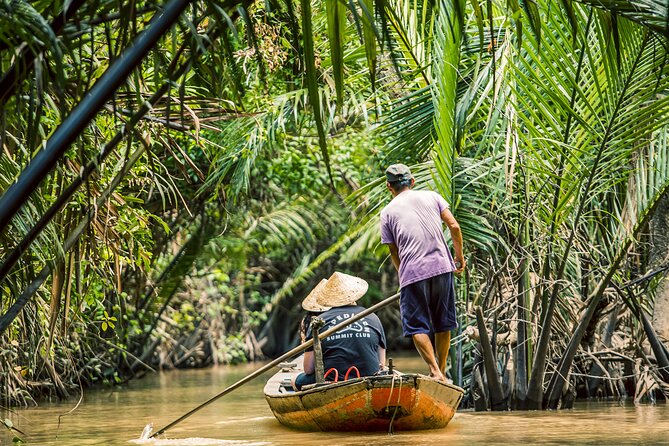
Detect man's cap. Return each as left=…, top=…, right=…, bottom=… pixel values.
left=315, top=271, right=368, bottom=308
left=302, top=279, right=331, bottom=312
left=385, top=164, right=413, bottom=182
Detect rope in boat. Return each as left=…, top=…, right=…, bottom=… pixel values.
left=384, top=370, right=403, bottom=435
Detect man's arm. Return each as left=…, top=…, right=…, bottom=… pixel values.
left=378, top=347, right=386, bottom=368
left=440, top=208, right=465, bottom=273
left=387, top=243, right=401, bottom=271
left=302, top=351, right=315, bottom=374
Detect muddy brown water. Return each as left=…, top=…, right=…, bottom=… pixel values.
left=1, top=356, right=668, bottom=445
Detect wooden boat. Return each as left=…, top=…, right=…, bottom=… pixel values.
left=264, top=359, right=464, bottom=432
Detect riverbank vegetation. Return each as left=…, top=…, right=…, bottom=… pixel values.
left=1, top=0, right=669, bottom=416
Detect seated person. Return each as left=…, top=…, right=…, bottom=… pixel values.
left=293, top=271, right=386, bottom=390
left=299, top=279, right=330, bottom=343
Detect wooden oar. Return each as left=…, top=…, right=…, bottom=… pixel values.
left=150, top=291, right=400, bottom=438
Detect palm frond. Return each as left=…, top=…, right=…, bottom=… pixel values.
left=574, top=0, right=669, bottom=37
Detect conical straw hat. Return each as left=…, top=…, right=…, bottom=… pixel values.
left=302, top=279, right=331, bottom=312
left=316, top=271, right=368, bottom=307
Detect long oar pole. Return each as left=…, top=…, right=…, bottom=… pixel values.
left=151, top=292, right=400, bottom=438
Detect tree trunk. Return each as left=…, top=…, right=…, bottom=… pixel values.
left=586, top=305, right=619, bottom=396
left=650, top=192, right=669, bottom=342
left=475, top=306, right=507, bottom=410
left=514, top=256, right=529, bottom=408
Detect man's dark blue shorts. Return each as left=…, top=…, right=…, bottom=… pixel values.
left=400, top=272, right=457, bottom=336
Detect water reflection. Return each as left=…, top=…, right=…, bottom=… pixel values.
left=1, top=357, right=668, bottom=445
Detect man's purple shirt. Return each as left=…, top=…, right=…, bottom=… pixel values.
left=380, top=189, right=456, bottom=288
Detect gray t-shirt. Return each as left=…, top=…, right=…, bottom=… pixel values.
left=380, top=189, right=456, bottom=287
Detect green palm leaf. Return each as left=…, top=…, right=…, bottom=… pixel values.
left=300, top=0, right=335, bottom=188
left=431, top=0, right=466, bottom=202
left=326, top=0, right=347, bottom=105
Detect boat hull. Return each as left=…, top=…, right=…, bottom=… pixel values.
left=264, top=370, right=464, bottom=431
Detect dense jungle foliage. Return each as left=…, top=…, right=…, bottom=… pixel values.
left=2, top=0, right=669, bottom=421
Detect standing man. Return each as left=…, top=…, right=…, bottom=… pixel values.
left=380, top=164, right=464, bottom=382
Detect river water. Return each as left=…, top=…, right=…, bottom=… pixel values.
left=2, top=356, right=668, bottom=445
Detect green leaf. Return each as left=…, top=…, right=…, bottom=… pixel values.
left=150, top=214, right=171, bottom=235
left=118, top=195, right=144, bottom=204
left=432, top=0, right=466, bottom=201
left=300, top=0, right=335, bottom=189
left=326, top=0, right=347, bottom=106
left=560, top=0, right=578, bottom=39
left=507, top=0, right=523, bottom=48
left=102, top=322, right=108, bottom=332
left=521, top=0, right=542, bottom=48
left=470, top=0, right=485, bottom=52
left=359, top=0, right=377, bottom=88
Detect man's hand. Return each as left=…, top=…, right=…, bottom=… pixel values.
left=454, top=256, right=466, bottom=274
